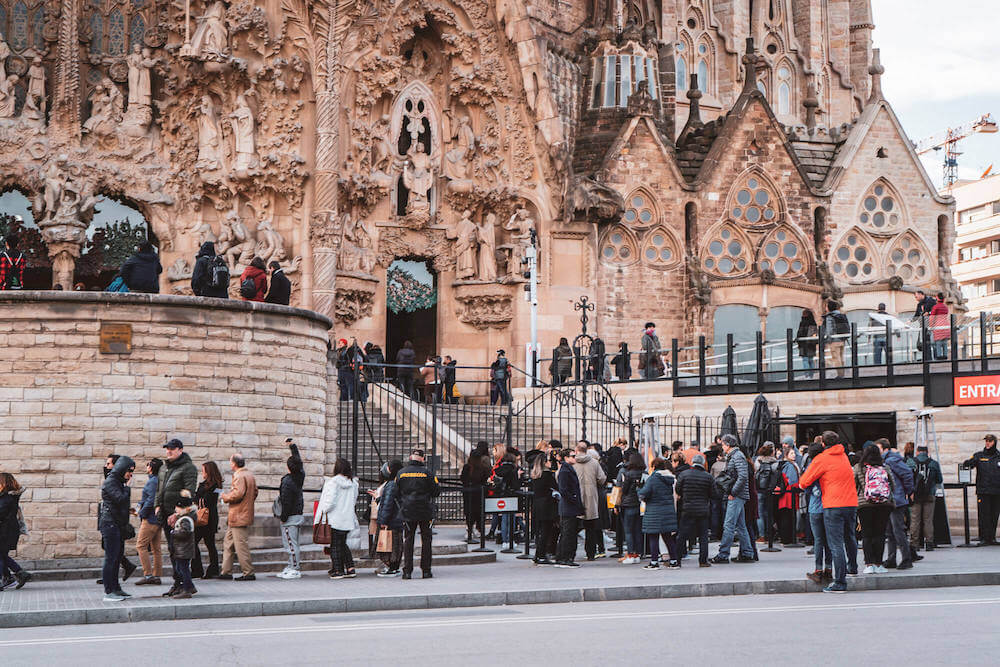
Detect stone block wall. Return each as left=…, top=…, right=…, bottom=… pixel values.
left=0, top=292, right=333, bottom=559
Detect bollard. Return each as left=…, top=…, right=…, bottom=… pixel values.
left=472, top=485, right=493, bottom=553
left=761, top=492, right=781, bottom=553
left=516, top=490, right=534, bottom=559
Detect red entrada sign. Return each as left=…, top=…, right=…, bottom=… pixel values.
left=954, top=375, right=1000, bottom=406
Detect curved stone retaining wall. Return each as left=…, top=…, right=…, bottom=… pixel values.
left=0, top=292, right=333, bottom=559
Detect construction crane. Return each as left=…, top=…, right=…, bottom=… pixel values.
left=914, top=113, right=998, bottom=188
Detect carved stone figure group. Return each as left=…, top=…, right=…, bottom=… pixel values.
left=447, top=210, right=503, bottom=282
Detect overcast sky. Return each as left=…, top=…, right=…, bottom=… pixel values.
left=873, top=0, right=1000, bottom=186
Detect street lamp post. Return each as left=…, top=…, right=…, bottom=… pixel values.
left=573, top=295, right=595, bottom=441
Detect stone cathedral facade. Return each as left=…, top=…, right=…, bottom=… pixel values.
left=0, top=0, right=961, bottom=372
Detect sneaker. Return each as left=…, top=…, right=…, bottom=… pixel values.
left=329, top=572, right=346, bottom=579
left=173, top=590, right=192, bottom=599
left=13, top=571, right=31, bottom=589
left=643, top=563, right=660, bottom=570
left=276, top=569, right=301, bottom=579
left=896, top=560, right=913, bottom=570
left=344, top=571, right=358, bottom=579
left=874, top=565, right=888, bottom=574
left=666, top=560, right=681, bottom=569
left=911, top=554, right=924, bottom=562
left=118, top=590, right=132, bottom=598
left=162, top=585, right=180, bottom=597
left=102, top=592, right=127, bottom=602
left=733, top=555, right=756, bottom=563
left=699, top=562, right=711, bottom=568
left=846, top=569, right=859, bottom=577
left=217, top=574, right=233, bottom=580
left=563, top=561, right=581, bottom=568
left=532, top=558, right=554, bottom=566
left=554, top=561, right=571, bottom=568
left=401, top=572, right=412, bottom=580
left=709, top=555, right=730, bottom=564
left=863, top=565, right=875, bottom=574
left=807, top=570, right=824, bottom=584
left=595, top=552, right=607, bottom=559
left=422, top=571, right=433, bottom=579
left=234, top=574, right=257, bottom=581
left=135, top=576, right=161, bottom=586
left=822, top=584, right=847, bottom=594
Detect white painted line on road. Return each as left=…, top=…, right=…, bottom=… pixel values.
left=4, top=596, right=1000, bottom=648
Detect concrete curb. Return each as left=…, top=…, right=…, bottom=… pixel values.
left=5, top=571, right=1000, bottom=628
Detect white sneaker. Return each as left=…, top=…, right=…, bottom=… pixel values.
left=863, top=565, right=875, bottom=575
left=277, top=569, right=301, bottom=579
left=102, top=593, right=127, bottom=602
left=875, top=565, right=888, bottom=574
left=275, top=567, right=290, bottom=577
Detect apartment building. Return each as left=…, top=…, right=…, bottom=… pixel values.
left=952, top=174, right=1000, bottom=314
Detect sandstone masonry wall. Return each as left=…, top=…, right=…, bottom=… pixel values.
left=0, top=292, right=332, bottom=559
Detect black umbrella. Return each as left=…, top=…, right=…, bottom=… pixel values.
left=741, top=394, right=772, bottom=457
left=721, top=406, right=740, bottom=445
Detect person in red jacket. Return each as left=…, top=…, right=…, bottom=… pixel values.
left=239, top=256, right=268, bottom=302
left=798, top=431, right=859, bottom=593
left=928, top=292, right=950, bottom=360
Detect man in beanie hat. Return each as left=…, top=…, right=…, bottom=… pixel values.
left=155, top=438, right=198, bottom=597
left=912, top=444, right=942, bottom=551
left=168, top=490, right=198, bottom=598
left=675, top=453, right=714, bottom=566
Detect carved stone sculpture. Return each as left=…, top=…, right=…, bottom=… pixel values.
left=222, top=209, right=254, bottom=270
left=0, top=38, right=9, bottom=82
left=188, top=1, right=229, bottom=60
left=254, top=214, right=284, bottom=263
left=0, top=73, right=19, bottom=118
left=453, top=282, right=514, bottom=330
left=126, top=45, right=154, bottom=109
left=686, top=252, right=712, bottom=305
left=566, top=175, right=626, bottom=224
left=83, top=78, right=123, bottom=136
left=402, top=142, right=433, bottom=222
left=27, top=56, right=45, bottom=115
left=197, top=95, right=223, bottom=170
left=444, top=112, right=475, bottom=181
left=190, top=220, right=218, bottom=247
left=477, top=212, right=498, bottom=282
left=229, top=93, right=257, bottom=176
left=816, top=260, right=844, bottom=301
left=503, top=206, right=535, bottom=278
left=446, top=209, right=478, bottom=280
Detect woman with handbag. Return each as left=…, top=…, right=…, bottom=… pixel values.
left=317, top=458, right=360, bottom=579
left=99, top=456, right=135, bottom=602
left=375, top=459, right=405, bottom=576
left=191, top=462, right=222, bottom=579
left=0, top=472, right=31, bottom=590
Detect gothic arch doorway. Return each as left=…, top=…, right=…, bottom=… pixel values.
left=75, top=195, right=154, bottom=289
left=385, top=258, right=438, bottom=381
left=0, top=187, right=51, bottom=288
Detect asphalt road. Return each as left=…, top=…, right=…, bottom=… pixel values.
left=3, top=586, right=998, bottom=666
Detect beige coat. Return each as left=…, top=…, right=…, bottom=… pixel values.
left=221, top=467, right=258, bottom=527
left=572, top=453, right=607, bottom=520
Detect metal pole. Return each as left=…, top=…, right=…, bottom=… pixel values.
left=698, top=335, right=706, bottom=394
left=755, top=331, right=764, bottom=390
left=516, top=492, right=533, bottom=560
left=727, top=333, right=734, bottom=393
left=885, top=320, right=894, bottom=386
left=950, top=314, right=959, bottom=374
left=351, top=363, right=359, bottom=473
left=472, top=486, right=492, bottom=552
left=980, top=312, right=988, bottom=373
left=527, top=233, right=539, bottom=386
left=850, top=322, right=859, bottom=388
left=431, top=362, right=438, bottom=475
left=785, top=327, right=793, bottom=390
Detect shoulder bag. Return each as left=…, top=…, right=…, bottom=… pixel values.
left=195, top=498, right=210, bottom=527
left=312, top=511, right=332, bottom=545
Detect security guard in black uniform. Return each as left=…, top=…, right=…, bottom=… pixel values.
left=964, top=434, right=1000, bottom=544
left=396, top=449, right=441, bottom=579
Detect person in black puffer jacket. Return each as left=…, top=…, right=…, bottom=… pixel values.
left=99, top=456, right=135, bottom=601
left=191, top=241, right=230, bottom=298
left=376, top=459, right=405, bottom=576
left=530, top=452, right=559, bottom=564
left=119, top=242, right=162, bottom=293
left=0, top=473, right=31, bottom=590
left=277, top=442, right=305, bottom=578
left=676, top=454, right=715, bottom=566
left=614, top=452, right=644, bottom=562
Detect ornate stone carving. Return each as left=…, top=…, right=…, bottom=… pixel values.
left=335, top=273, right=379, bottom=325
left=453, top=282, right=514, bottom=330
left=686, top=252, right=712, bottom=305
left=0, top=72, right=18, bottom=118
left=816, top=260, right=844, bottom=302
left=566, top=175, right=626, bottom=224
left=477, top=212, right=498, bottom=282
left=503, top=206, right=535, bottom=280
left=446, top=210, right=478, bottom=280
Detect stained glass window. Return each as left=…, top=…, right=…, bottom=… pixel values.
left=11, top=1, right=29, bottom=51
left=729, top=174, right=778, bottom=224
left=108, top=9, right=125, bottom=55
left=676, top=57, right=687, bottom=93
left=129, top=13, right=145, bottom=50
left=830, top=228, right=878, bottom=282
left=702, top=224, right=752, bottom=277
left=698, top=60, right=708, bottom=93
left=858, top=180, right=902, bottom=231
left=31, top=6, right=43, bottom=50
left=90, top=14, right=103, bottom=54
left=601, top=226, right=638, bottom=265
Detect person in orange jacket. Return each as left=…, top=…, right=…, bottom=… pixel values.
left=797, top=431, right=858, bottom=593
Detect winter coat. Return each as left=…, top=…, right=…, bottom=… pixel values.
left=854, top=463, right=897, bottom=508
left=912, top=453, right=943, bottom=499
left=221, top=467, right=259, bottom=527
left=396, top=347, right=417, bottom=377
left=365, top=346, right=386, bottom=382
left=777, top=460, right=800, bottom=511
left=278, top=467, right=304, bottom=522
left=914, top=295, right=938, bottom=319
left=531, top=469, right=559, bottom=521
left=138, top=474, right=159, bottom=525
left=265, top=268, right=292, bottom=306
left=490, top=460, right=519, bottom=495
left=120, top=248, right=162, bottom=293
left=551, top=344, right=573, bottom=378
left=169, top=511, right=196, bottom=560
left=725, top=448, right=751, bottom=501
left=796, top=319, right=818, bottom=357
left=195, top=481, right=220, bottom=533
left=572, top=453, right=607, bottom=520
left=191, top=242, right=229, bottom=298
left=638, top=470, right=679, bottom=534
left=797, top=445, right=858, bottom=509
left=615, top=468, right=644, bottom=508
left=99, top=456, right=135, bottom=531
left=376, top=479, right=403, bottom=530
left=395, top=460, right=440, bottom=522
left=156, top=453, right=198, bottom=519
left=460, top=457, right=490, bottom=515
left=317, top=474, right=360, bottom=531
left=639, top=331, right=664, bottom=375
left=964, top=446, right=1000, bottom=494
left=929, top=301, right=950, bottom=341
left=0, top=488, right=23, bottom=551
left=239, top=265, right=268, bottom=301
left=557, top=462, right=584, bottom=518
left=882, top=450, right=915, bottom=507
left=611, top=347, right=632, bottom=380
left=675, top=466, right=714, bottom=518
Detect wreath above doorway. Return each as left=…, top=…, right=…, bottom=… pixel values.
left=386, top=264, right=436, bottom=314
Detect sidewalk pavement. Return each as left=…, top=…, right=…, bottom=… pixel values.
left=2, top=527, right=998, bottom=628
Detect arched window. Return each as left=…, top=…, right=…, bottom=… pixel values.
left=623, top=190, right=657, bottom=227
left=590, top=45, right=659, bottom=108
left=676, top=55, right=688, bottom=93
left=695, top=38, right=713, bottom=94
left=727, top=171, right=781, bottom=225
left=829, top=227, right=880, bottom=283
left=757, top=225, right=808, bottom=278
left=698, top=60, right=708, bottom=93
left=83, top=1, right=154, bottom=57
left=757, top=80, right=767, bottom=96
left=640, top=227, right=680, bottom=268
left=858, top=179, right=903, bottom=232
left=776, top=64, right=793, bottom=115
left=884, top=232, right=933, bottom=284
left=600, top=225, right=639, bottom=266
left=701, top=222, right=753, bottom=277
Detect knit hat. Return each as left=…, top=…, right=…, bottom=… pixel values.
left=691, top=454, right=706, bottom=468
left=176, top=489, right=193, bottom=508
left=781, top=435, right=795, bottom=447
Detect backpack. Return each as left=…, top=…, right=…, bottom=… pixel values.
left=863, top=464, right=891, bottom=504
left=239, top=275, right=258, bottom=299
left=914, top=460, right=932, bottom=501
left=755, top=461, right=779, bottom=495
left=209, top=256, right=230, bottom=291
left=831, top=311, right=850, bottom=336
left=3, top=251, right=23, bottom=289
left=493, top=357, right=509, bottom=380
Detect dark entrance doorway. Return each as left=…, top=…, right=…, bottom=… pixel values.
left=793, top=412, right=897, bottom=450
left=385, top=259, right=437, bottom=380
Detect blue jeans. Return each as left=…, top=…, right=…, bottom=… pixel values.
left=886, top=506, right=912, bottom=563
left=622, top=506, right=642, bottom=555
left=809, top=513, right=832, bottom=571
left=718, top=496, right=752, bottom=559
left=100, top=523, right=124, bottom=594
left=933, top=340, right=948, bottom=360
left=1, top=552, right=22, bottom=578
left=822, top=507, right=857, bottom=587
left=874, top=337, right=887, bottom=365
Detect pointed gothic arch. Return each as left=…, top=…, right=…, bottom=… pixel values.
left=724, top=168, right=785, bottom=226
left=389, top=80, right=443, bottom=159
left=829, top=226, right=881, bottom=284
left=675, top=31, right=695, bottom=94
left=599, top=224, right=640, bottom=267
left=639, top=225, right=681, bottom=269
left=774, top=58, right=794, bottom=116
left=884, top=231, right=934, bottom=285
left=756, top=224, right=810, bottom=278
left=857, top=178, right=906, bottom=234
left=695, top=34, right=716, bottom=96
left=622, top=187, right=660, bottom=228
left=700, top=220, right=753, bottom=278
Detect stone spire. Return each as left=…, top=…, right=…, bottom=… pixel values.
left=868, top=48, right=884, bottom=103
left=741, top=38, right=759, bottom=95
left=685, top=74, right=703, bottom=127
